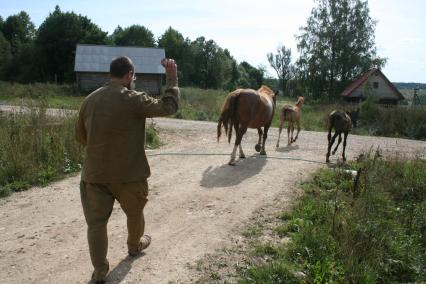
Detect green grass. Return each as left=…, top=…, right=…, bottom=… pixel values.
left=0, top=81, right=84, bottom=109
left=0, top=106, right=83, bottom=197
left=1, top=82, right=425, bottom=140
left=238, top=154, right=426, bottom=283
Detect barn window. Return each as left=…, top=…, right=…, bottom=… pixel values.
left=373, top=82, right=379, bottom=89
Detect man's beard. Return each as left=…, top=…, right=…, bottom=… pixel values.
left=128, top=80, right=136, bottom=90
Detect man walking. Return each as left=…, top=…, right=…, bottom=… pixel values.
left=75, top=56, right=179, bottom=283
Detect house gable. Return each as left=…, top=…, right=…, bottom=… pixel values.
left=340, top=69, right=404, bottom=102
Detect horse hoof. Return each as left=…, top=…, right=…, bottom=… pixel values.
left=228, top=161, right=236, bottom=166
left=239, top=154, right=246, bottom=159
left=255, top=144, right=261, bottom=152
left=260, top=150, right=266, bottom=156
left=332, top=151, right=336, bottom=155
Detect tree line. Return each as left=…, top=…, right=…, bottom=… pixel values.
left=1, top=0, right=385, bottom=101
left=0, top=5, right=264, bottom=91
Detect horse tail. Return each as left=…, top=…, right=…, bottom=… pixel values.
left=217, top=113, right=228, bottom=142
left=281, top=108, right=291, bottom=122
left=217, top=117, right=223, bottom=142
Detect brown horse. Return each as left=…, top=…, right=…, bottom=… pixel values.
left=276, top=96, right=304, bottom=148
left=326, top=110, right=352, bottom=163
left=217, top=85, right=278, bottom=165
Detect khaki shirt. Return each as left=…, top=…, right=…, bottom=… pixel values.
left=75, top=81, right=180, bottom=183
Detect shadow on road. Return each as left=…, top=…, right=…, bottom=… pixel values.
left=200, top=155, right=267, bottom=188
left=104, top=253, right=145, bottom=284
left=275, top=144, right=299, bottom=153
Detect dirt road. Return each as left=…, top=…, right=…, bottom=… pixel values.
left=0, top=117, right=424, bottom=283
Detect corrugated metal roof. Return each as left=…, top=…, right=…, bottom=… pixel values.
left=74, top=44, right=165, bottom=74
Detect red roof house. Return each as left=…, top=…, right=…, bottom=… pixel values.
left=340, top=68, right=404, bottom=104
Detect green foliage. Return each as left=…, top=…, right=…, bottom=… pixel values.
left=158, top=26, right=186, bottom=66
left=237, top=61, right=265, bottom=90
left=145, top=122, right=161, bottom=149
left=267, top=45, right=293, bottom=96
left=35, top=5, right=108, bottom=83
left=181, top=37, right=237, bottom=89
left=1, top=11, right=35, bottom=54
left=111, top=25, right=155, bottom=47
left=0, top=105, right=83, bottom=197
left=358, top=95, right=426, bottom=139
left=0, top=11, right=37, bottom=82
left=240, top=155, right=426, bottom=283
left=0, top=31, right=12, bottom=77
left=297, top=0, right=386, bottom=101
left=239, top=262, right=300, bottom=284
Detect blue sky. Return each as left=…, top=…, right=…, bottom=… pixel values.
left=2, top=0, right=425, bottom=83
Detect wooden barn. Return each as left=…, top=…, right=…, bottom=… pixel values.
left=340, top=68, right=404, bottom=104
left=74, top=44, right=165, bottom=95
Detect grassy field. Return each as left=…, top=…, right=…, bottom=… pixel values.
left=0, top=107, right=82, bottom=197
left=237, top=153, right=426, bottom=283
left=1, top=82, right=425, bottom=140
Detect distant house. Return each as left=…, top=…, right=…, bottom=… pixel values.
left=74, top=44, right=165, bottom=95
left=340, top=68, right=404, bottom=104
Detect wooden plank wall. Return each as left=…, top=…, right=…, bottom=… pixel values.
left=77, top=73, right=162, bottom=95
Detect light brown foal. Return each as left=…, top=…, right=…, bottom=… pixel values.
left=276, top=96, right=304, bottom=148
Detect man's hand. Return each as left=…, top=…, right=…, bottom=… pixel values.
left=161, top=58, right=177, bottom=83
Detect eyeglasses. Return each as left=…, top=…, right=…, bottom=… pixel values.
left=131, top=71, right=136, bottom=81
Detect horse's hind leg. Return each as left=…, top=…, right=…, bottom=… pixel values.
left=326, top=131, right=338, bottom=163
left=342, top=131, right=349, bottom=162
left=255, top=128, right=263, bottom=152
left=229, top=123, right=240, bottom=165
left=292, top=120, right=301, bottom=143
left=287, top=122, right=292, bottom=146
left=290, top=122, right=295, bottom=145
left=332, top=133, right=342, bottom=155
left=239, top=126, right=248, bottom=158
left=260, top=125, right=270, bottom=155
left=276, top=122, right=283, bottom=148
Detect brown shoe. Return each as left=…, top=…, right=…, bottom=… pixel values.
left=128, top=235, right=151, bottom=257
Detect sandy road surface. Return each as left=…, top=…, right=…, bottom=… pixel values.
left=0, top=116, right=424, bottom=283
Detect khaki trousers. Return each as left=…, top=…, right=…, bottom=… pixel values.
left=80, top=180, right=148, bottom=280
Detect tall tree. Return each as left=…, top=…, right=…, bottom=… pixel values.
left=2, top=11, right=35, bottom=55
left=182, top=37, right=234, bottom=89
left=158, top=27, right=185, bottom=63
left=239, top=61, right=265, bottom=89
left=0, top=12, right=37, bottom=82
left=297, top=0, right=386, bottom=100
left=36, top=5, right=108, bottom=82
left=111, top=25, right=155, bottom=47
left=158, top=27, right=187, bottom=83
left=267, top=45, right=293, bottom=96
left=0, top=31, right=12, bottom=79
